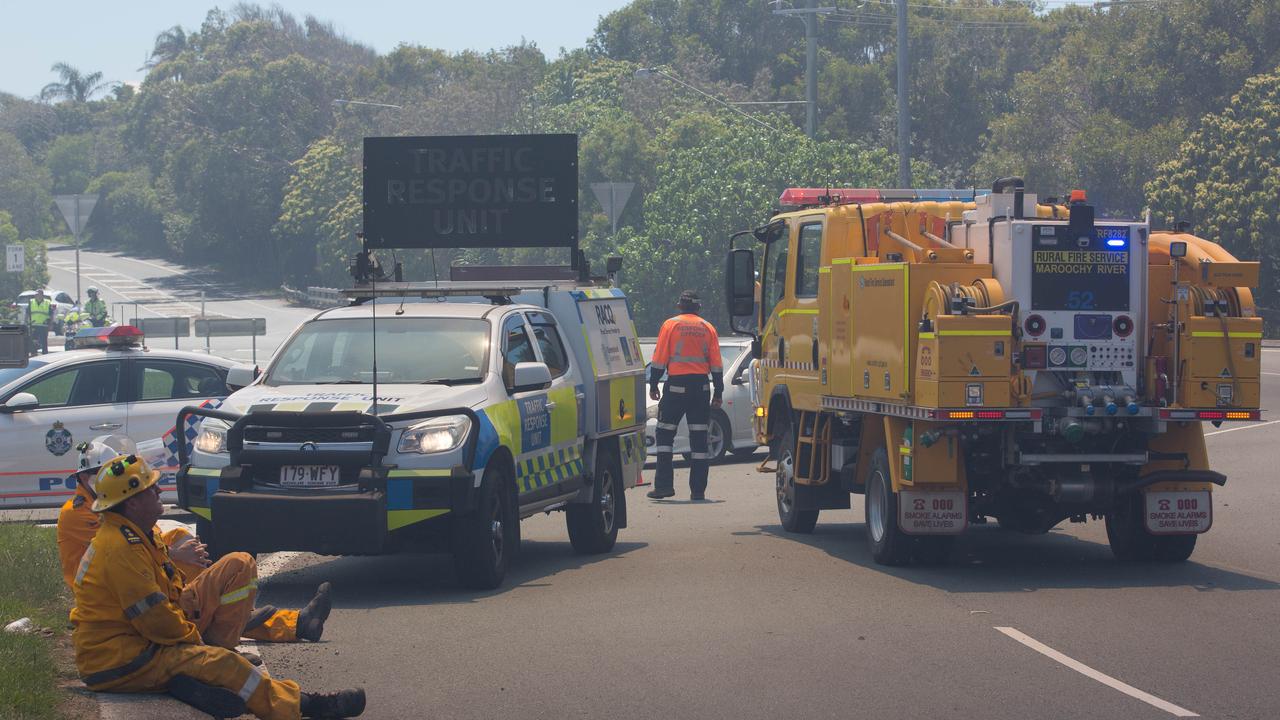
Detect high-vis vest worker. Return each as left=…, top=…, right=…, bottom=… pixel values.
left=86, top=297, right=108, bottom=323
left=649, top=314, right=724, bottom=381
left=57, top=488, right=298, bottom=645
left=28, top=297, right=52, bottom=326
left=70, top=512, right=301, bottom=720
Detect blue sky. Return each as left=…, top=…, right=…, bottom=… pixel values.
left=0, top=0, right=631, bottom=98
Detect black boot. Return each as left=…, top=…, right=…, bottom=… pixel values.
left=646, top=488, right=675, bottom=499
left=297, top=582, right=332, bottom=641
left=300, top=688, right=366, bottom=718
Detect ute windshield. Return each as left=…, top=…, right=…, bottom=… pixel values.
left=264, top=317, right=489, bottom=386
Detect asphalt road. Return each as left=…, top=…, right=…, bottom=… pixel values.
left=242, top=354, right=1280, bottom=720
left=43, top=246, right=316, bottom=365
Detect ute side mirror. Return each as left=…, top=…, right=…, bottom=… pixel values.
left=225, top=364, right=260, bottom=392
left=726, top=248, right=757, bottom=335
left=2, top=392, right=39, bottom=412
left=511, top=362, right=552, bottom=393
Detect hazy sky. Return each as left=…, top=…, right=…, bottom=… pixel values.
left=0, top=0, right=631, bottom=98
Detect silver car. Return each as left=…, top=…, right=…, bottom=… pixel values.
left=641, top=337, right=760, bottom=462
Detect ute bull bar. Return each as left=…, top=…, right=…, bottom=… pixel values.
left=175, top=405, right=482, bottom=554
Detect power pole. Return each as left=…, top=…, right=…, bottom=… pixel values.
left=896, top=0, right=911, bottom=187
left=773, top=2, right=835, bottom=139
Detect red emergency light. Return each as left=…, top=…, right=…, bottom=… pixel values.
left=73, top=325, right=145, bottom=349
left=1159, top=409, right=1259, bottom=421
left=779, top=188, right=881, bottom=209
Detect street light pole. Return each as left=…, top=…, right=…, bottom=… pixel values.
left=773, top=2, right=834, bottom=139
left=896, top=0, right=911, bottom=187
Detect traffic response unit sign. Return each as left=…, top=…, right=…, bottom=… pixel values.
left=362, top=134, right=578, bottom=250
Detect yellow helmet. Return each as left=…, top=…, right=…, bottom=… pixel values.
left=91, top=454, right=160, bottom=512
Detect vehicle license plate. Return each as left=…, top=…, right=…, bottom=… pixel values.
left=279, top=465, right=340, bottom=488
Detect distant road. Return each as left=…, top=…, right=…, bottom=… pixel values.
left=44, top=247, right=316, bottom=365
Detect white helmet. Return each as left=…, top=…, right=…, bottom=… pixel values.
left=77, top=435, right=139, bottom=475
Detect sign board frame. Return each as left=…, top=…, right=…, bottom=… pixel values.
left=5, top=245, right=23, bottom=273
left=362, top=134, right=578, bottom=251
left=0, top=326, right=29, bottom=369
left=195, top=318, right=266, bottom=338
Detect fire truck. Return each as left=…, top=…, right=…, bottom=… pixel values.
left=724, top=178, right=1261, bottom=565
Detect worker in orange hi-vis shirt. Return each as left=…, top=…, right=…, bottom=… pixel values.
left=646, top=290, right=723, bottom=501
left=57, top=436, right=331, bottom=650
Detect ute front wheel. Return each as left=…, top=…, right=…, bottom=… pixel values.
left=453, top=463, right=516, bottom=590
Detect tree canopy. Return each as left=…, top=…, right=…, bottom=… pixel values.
left=1, top=1, right=1277, bottom=330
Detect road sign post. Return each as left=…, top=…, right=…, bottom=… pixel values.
left=53, top=194, right=99, bottom=305
left=590, top=182, right=635, bottom=235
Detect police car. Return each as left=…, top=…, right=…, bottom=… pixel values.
left=179, top=276, right=648, bottom=589
left=0, top=325, right=235, bottom=508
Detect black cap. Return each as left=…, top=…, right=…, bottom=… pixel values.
left=677, top=290, right=701, bottom=313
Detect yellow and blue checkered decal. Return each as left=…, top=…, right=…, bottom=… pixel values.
left=473, top=383, right=586, bottom=494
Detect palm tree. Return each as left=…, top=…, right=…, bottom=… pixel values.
left=142, top=26, right=188, bottom=70
left=39, top=63, right=110, bottom=103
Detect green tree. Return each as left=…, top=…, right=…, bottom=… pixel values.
left=274, top=138, right=361, bottom=285
left=1147, top=69, right=1280, bottom=317
left=619, top=121, right=936, bottom=332
left=85, top=171, right=167, bottom=253
left=0, top=132, right=53, bottom=239
left=39, top=63, right=111, bottom=104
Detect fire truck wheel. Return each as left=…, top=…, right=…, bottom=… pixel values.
left=865, top=448, right=912, bottom=566
left=453, top=462, right=516, bottom=590
left=1106, top=493, right=1197, bottom=562
left=775, top=418, right=818, bottom=533
left=567, top=446, right=622, bottom=554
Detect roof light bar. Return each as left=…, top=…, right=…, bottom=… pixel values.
left=778, top=188, right=979, bottom=209
left=73, top=325, right=145, bottom=349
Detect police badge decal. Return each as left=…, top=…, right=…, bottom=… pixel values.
left=46, top=420, right=73, bottom=456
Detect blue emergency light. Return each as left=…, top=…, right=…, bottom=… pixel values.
left=1098, top=226, right=1128, bottom=248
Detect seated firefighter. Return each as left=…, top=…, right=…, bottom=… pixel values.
left=69, top=452, right=366, bottom=719
left=57, top=436, right=329, bottom=648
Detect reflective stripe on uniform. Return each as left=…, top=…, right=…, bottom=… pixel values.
left=654, top=446, right=673, bottom=453
left=687, top=424, right=708, bottom=431
left=74, top=545, right=96, bottom=586
left=123, top=592, right=168, bottom=619
left=238, top=665, right=265, bottom=701
left=689, top=452, right=711, bottom=460
left=668, top=386, right=686, bottom=394
left=80, top=643, right=159, bottom=687
left=219, top=580, right=257, bottom=605
left=656, top=422, right=678, bottom=431
left=671, top=354, right=709, bottom=364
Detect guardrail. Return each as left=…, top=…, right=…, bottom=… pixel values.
left=280, top=285, right=343, bottom=308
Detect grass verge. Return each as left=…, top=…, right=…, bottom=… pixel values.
left=0, top=523, right=72, bottom=720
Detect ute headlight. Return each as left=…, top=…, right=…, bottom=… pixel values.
left=194, top=420, right=229, bottom=455
left=398, top=415, right=471, bottom=454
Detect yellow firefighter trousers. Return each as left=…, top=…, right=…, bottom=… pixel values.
left=180, top=552, right=297, bottom=648
left=92, top=643, right=301, bottom=720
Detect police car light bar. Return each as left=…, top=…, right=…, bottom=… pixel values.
left=778, top=188, right=979, bottom=209
left=1159, top=409, right=1259, bottom=421
left=73, top=325, right=145, bottom=349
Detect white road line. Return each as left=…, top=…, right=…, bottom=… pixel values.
left=1204, top=418, right=1280, bottom=437
left=108, top=254, right=281, bottom=314
left=1261, top=371, right=1280, bottom=376
left=994, top=627, right=1198, bottom=717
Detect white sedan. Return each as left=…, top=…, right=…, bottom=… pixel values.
left=641, top=337, right=761, bottom=463
left=0, top=326, right=237, bottom=508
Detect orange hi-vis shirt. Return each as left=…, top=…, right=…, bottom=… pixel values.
left=650, top=314, right=723, bottom=378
